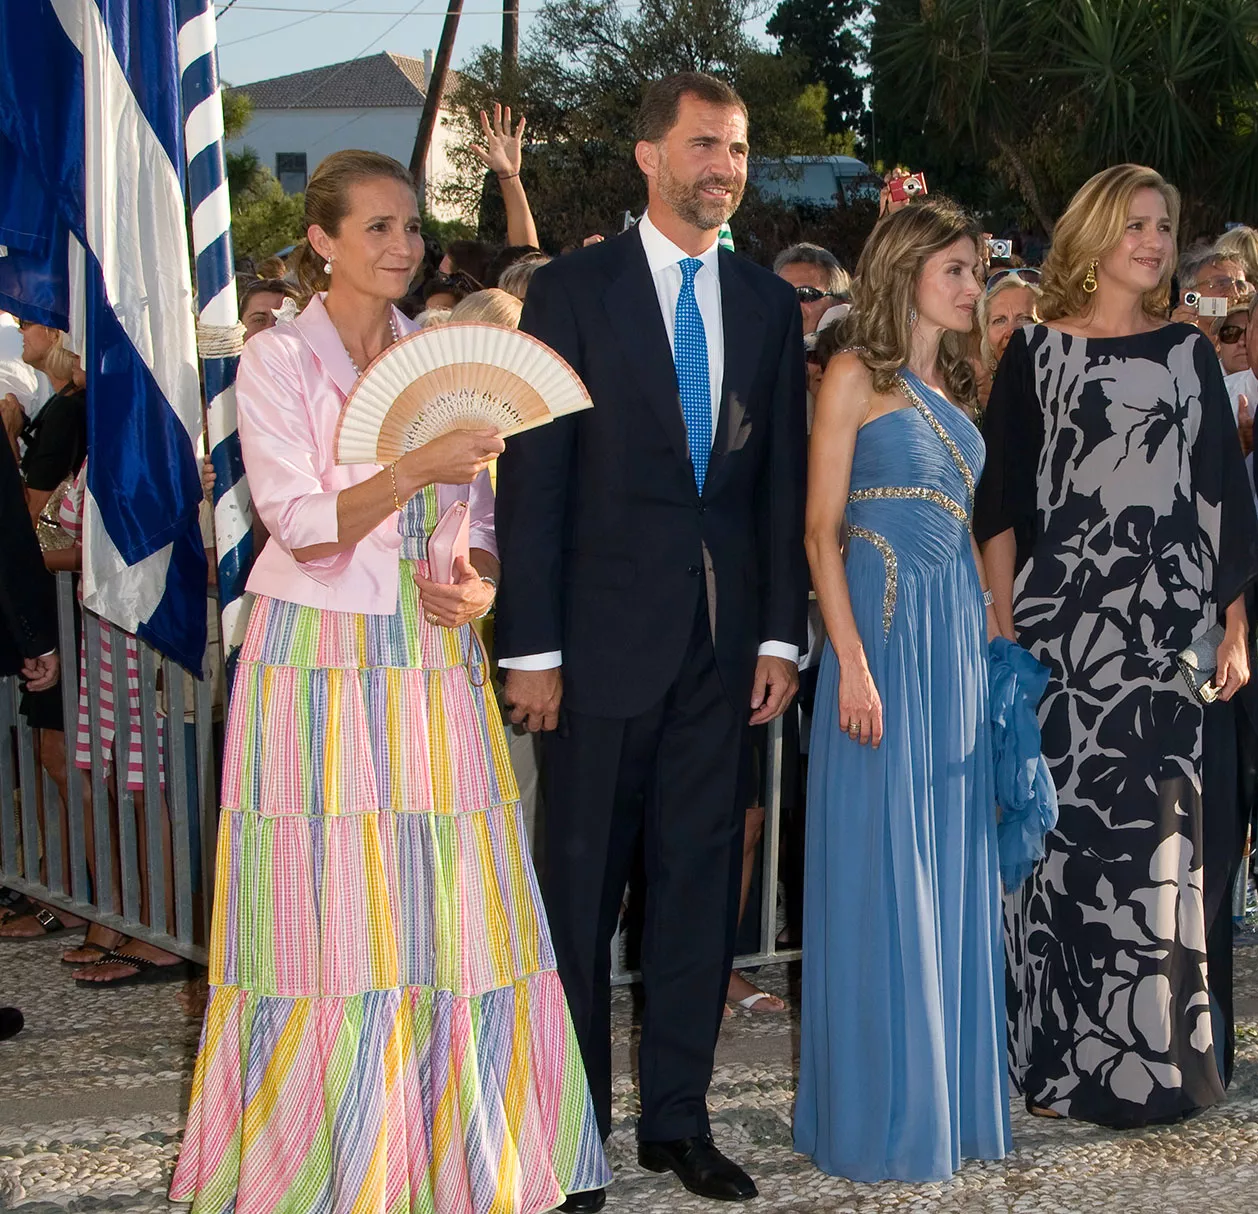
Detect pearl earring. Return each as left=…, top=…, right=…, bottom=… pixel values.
left=323, top=257, right=334, bottom=274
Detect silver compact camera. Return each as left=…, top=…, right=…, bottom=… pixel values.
left=1184, top=292, right=1229, bottom=317
left=987, top=238, right=1013, bottom=260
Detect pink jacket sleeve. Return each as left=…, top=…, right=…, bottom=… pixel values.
left=466, top=467, right=498, bottom=559
left=236, top=335, right=349, bottom=578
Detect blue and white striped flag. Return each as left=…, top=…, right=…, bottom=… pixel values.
left=0, top=0, right=207, bottom=672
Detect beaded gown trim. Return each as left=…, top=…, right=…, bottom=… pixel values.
left=894, top=375, right=975, bottom=509
left=845, top=375, right=974, bottom=637
left=847, top=486, right=969, bottom=524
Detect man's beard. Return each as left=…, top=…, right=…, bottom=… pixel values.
left=657, top=154, right=744, bottom=230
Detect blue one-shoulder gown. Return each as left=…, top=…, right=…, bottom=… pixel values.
left=794, top=370, right=1012, bottom=1182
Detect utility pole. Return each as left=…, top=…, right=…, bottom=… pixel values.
left=502, top=0, right=519, bottom=76
left=410, top=0, right=464, bottom=209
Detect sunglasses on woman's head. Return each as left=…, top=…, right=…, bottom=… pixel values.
left=984, top=267, right=1041, bottom=293
left=794, top=286, right=843, bottom=304
left=1218, top=323, right=1248, bottom=345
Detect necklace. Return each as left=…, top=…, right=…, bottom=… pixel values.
left=346, top=313, right=400, bottom=377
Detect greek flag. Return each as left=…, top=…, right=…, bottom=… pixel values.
left=0, top=0, right=207, bottom=672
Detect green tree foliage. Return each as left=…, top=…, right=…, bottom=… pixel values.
left=220, top=88, right=306, bottom=266
left=767, top=0, right=870, bottom=138
left=870, top=0, right=1258, bottom=235
left=444, top=0, right=855, bottom=254
left=230, top=172, right=305, bottom=266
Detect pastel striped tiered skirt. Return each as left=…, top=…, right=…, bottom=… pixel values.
left=171, top=563, right=610, bottom=1213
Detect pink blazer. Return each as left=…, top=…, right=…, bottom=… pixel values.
left=237, top=293, right=497, bottom=614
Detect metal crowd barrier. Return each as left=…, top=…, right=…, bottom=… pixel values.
left=0, top=573, right=219, bottom=964
left=1, top=573, right=801, bottom=979
left=610, top=711, right=802, bottom=985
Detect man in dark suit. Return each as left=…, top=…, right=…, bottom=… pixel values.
left=496, top=73, right=807, bottom=1209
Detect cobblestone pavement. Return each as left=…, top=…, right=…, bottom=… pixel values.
left=0, top=925, right=1255, bottom=1213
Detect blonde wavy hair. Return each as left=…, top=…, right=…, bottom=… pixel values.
left=448, top=288, right=523, bottom=328
left=1038, top=164, right=1180, bottom=323
left=41, top=330, right=81, bottom=383
left=294, top=150, right=417, bottom=304
left=1213, top=225, right=1258, bottom=284
left=848, top=198, right=981, bottom=407
left=977, top=273, right=1043, bottom=368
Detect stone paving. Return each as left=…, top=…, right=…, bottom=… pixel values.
left=0, top=925, right=1256, bottom=1213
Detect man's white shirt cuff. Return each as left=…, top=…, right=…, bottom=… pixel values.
left=501, top=644, right=798, bottom=669
left=497, top=651, right=563, bottom=670
left=758, top=641, right=800, bottom=664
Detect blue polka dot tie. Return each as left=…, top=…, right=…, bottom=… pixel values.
left=674, top=256, right=711, bottom=494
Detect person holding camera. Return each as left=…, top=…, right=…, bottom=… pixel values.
left=977, top=165, right=1258, bottom=1128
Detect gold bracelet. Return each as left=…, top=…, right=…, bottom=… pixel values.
left=388, top=461, right=403, bottom=512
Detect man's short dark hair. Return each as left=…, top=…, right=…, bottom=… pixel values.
left=239, top=277, right=296, bottom=315
left=636, top=72, right=747, bottom=143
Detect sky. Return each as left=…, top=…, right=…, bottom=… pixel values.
left=214, top=0, right=773, bottom=87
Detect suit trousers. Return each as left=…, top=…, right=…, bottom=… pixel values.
left=540, top=592, right=746, bottom=1142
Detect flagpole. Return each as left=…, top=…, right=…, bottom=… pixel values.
left=175, top=0, right=253, bottom=663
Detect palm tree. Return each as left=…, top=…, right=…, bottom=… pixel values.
left=871, top=0, right=1258, bottom=234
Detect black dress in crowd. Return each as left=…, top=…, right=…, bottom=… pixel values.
left=20, top=385, right=86, bottom=495
left=975, top=323, right=1258, bottom=1128
left=16, top=385, right=85, bottom=729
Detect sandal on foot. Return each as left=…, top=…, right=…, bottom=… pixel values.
left=0, top=907, right=76, bottom=940
left=61, top=940, right=113, bottom=966
left=730, top=990, right=786, bottom=1014
left=74, top=950, right=190, bottom=989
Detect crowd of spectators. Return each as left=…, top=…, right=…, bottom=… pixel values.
left=2, top=98, right=1257, bottom=1028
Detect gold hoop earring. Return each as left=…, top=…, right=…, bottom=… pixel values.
left=1083, top=260, right=1098, bottom=294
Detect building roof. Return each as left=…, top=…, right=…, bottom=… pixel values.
left=231, top=52, right=454, bottom=110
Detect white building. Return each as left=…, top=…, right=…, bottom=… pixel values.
left=225, top=51, right=465, bottom=221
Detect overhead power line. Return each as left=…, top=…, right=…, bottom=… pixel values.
left=217, top=3, right=536, bottom=13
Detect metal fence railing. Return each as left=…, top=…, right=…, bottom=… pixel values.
left=2, top=573, right=801, bottom=980
left=0, top=573, right=218, bottom=963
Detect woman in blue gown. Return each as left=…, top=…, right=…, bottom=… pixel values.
left=795, top=199, right=1013, bottom=1182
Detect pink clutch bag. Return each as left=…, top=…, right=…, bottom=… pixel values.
left=427, top=500, right=470, bottom=584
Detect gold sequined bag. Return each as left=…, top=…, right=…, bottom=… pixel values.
left=35, top=474, right=75, bottom=551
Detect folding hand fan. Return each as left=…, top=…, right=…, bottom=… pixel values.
left=334, top=322, right=592, bottom=465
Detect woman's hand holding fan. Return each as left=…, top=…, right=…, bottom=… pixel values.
left=397, top=426, right=503, bottom=489
left=335, top=322, right=593, bottom=466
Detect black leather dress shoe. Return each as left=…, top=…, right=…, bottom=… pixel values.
left=638, top=1136, right=757, bottom=1201
left=558, top=1188, right=606, bottom=1212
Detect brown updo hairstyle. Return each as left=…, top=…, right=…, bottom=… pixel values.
left=295, top=149, right=417, bottom=304
left=848, top=197, right=981, bottom=408
left=1038, top=164, right=1180, bottom=323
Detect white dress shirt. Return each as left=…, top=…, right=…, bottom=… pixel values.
left=499, top=215, right=799, bottom=671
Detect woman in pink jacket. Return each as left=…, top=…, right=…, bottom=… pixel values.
left=171, top=150, right=609, bottom=1214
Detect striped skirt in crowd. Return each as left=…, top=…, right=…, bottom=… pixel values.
left=170, top=562, right=610, bottom=1214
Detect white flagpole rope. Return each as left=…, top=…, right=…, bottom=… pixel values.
left=176, top=0, right=254, bottom=660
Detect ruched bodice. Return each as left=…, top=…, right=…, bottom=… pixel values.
left=844, top=372, right=983, bottom=635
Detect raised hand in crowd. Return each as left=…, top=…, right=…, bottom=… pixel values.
left=1238, top=393, right=1253, bottom=458
left=879, top=167, right=911, bottom=218
left=470, top=102, right=540, bottom=251
left=201, top=454, right=216, bottom=501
